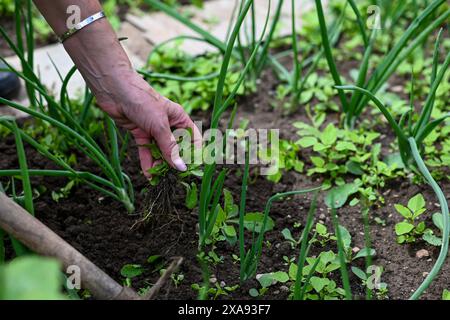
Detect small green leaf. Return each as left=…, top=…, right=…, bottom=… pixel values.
left=338, top=225, right=352, bottom=249
left=351, top=266, right=367, bottom=281
left=443, top=289, right=450, bottom=300
left=394, top=204, right=412, bottom=219
left=223, top=225, right=237, bottom=238
left=310, top=156, right=325, bottom=168
left=0, top=256, right=65, bottom=300
left=324, top=183, right=359, bottom=208
left=335, top=141, right=357, bottom=151
left=346, top=161, right=364, bottom=175
left=147, top=255, right=162, bottom=264
left=288, top=263, right=298, bottom=280
left=297, top=137, right=318, bottom=148
left=223, top=189, right=234, bottom=214
left=249, top=288, right=259, bottom=297
left=320, top=123, right=337, bottom=145
left=422, top=230, right=442, bottom=246
left=432, top=212, right=444, bottom=232
left=243, top=213, right=275, bottom=233
left=383, top=153, right=405, bottom=169
left=407, top=194, right=425, bottom=212
left=310, top=276, right=330, bottom=292
left=395, top=222, right=415, bottom=236
left=353, top=248, right=376, bottom=260
left=257, top=271, right=289, bottom=288
left=184, top=182, right=198, bottom=210
left=120, top=264, right=144, bottom=279
left=315, top=223, right=327, bottom=235
left=281, top=228, right=296, bottom=243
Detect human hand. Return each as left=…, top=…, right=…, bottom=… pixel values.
left=93, top=69, right=201, bottom=178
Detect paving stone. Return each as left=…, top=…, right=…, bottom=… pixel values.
left=117, top=21, right=153, bottom=64
left=126, top=0, right=327, bottom=55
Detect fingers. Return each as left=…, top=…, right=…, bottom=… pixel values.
left=152, top=126, right=187, bottom=172
left=167, top=102, right=202, bottom=150
left=132, top=129, right=154, bottom=178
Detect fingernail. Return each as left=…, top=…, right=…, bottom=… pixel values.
left=174, top=158, right=187, bottom=172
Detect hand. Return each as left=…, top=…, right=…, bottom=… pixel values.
left=93, top=69, right=201, bottom=178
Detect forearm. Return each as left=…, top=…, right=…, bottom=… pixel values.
left=32, top=0, right=135, bottom=102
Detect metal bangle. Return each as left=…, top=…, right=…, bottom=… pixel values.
left=58, top=11, right=106, bottom=43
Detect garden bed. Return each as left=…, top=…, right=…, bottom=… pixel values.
left=1, top=65, right=448, bottom=299
left=1, top=0, right=449, bottom=302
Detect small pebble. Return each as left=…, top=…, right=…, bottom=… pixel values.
left=319, top=214, right=326, bottom=220
left=280, top=286, right=289, bottom=292
left=416, top=249, right=429, bottom=259
left=352, top=247, right=361, bottom=253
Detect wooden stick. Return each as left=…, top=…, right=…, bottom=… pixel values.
left=144, top=256, right=184, bottom=300
left=0, top=192, right=141, bottom=300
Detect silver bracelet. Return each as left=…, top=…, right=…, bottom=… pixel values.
left=58, top=11, right=106, bottom=43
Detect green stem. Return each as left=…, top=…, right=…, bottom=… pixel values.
left=409, top=138, right=449, bottom=300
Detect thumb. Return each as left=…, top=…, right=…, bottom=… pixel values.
left=152, top=121, right=187, bottom=172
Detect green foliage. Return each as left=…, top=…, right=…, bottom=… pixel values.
left=351, top=266, right=389, bottom=300
left=394, top=194, right=430, bottom=244
left=295, top=121, right=403, bottom=203
left=181, top=181, right=198, bottom=209
left=191, top=282, right=239, bottom=300
left=0, top=256, right=65, bottom=300
left=205, top=188, right=275, bottom=246
left=146, top=140, right=203, bottom=186
left=261, top=139, right=304, bottom=183
left=443, top=289, right=450, bottom=300
left=310, top=222, right=336, bottom=247
left=324, top=183, right=359, bottom=209
left=145, top=47, right=245, bottom=114
left=0, top=0, right=15, bottom=16
left=290, top=251, right=346, bottom=300
left=120, top=264, right=144, bottom=287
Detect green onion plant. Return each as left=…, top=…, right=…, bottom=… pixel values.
left=315, top=0, right=450, bottom=128
left=0, top=5, right=135, bottom=212
left=336, top=29, right=450, bottom=169
left=336, top=30, right=449, bottom=299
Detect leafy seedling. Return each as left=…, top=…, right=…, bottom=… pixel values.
left=351, top=266, right=388, bottom=300
left=394, top=193, right=430, bottom=244
left=191, top=282, right=239, bottom=300
left=120, top=264, right=144, bottom=287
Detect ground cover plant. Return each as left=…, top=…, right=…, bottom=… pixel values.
left=0, top=0, right=449, bottom=301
